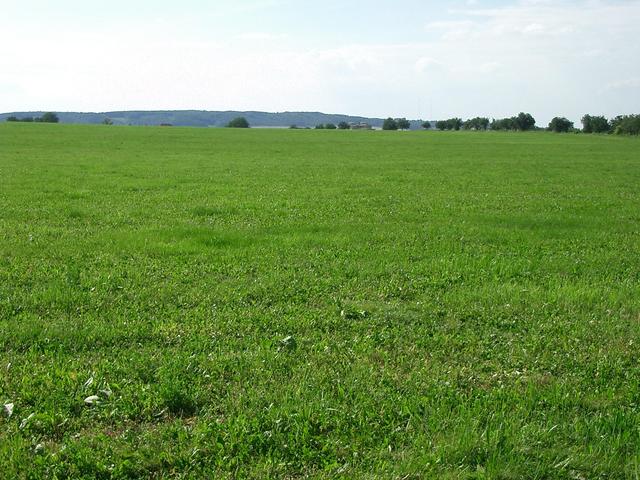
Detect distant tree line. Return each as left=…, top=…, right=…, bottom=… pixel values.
left=315, top=121, right=374, bottom=130
left=5, top=110, right=638, bottom=135
left=226, top=117, right=249, bottom=128
left=382, top=118, right=410, bottom=130
left=224, top=113, right=639, bottom=134
left=545, top=114, right=640, bottom=135
left=149, top=111, right=640, bottom=134
left=434, top=118, right=463, bottom=131
left=427, top=113, right=536, bottom=131
left=287, top=113, right=640, bottom=134
left=580, top=114, right=640, bottom=135
left=491, top=113, right=537, bottom=131
left=6, top=112, right=59, bottom=123
left=421, top=112, right=639, bottom=135
left=464, top=117, right=491, bottom=131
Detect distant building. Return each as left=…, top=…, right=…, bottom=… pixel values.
left=350, top=122, right=372, bottom=130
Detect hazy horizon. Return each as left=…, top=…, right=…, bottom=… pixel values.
left=2, top=0, right=639, bottom=125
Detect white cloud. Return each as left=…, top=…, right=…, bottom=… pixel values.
left=235, top=32, right=288, bottom=41
left=605, top=78, right=640, bottom=90
left=479, top=61, right=501, bottom=74
left=521, top=23, right=545, bottom=34
left=426, top=20, right=475, bottom=30
left=414, top=57, right=444, bottom=74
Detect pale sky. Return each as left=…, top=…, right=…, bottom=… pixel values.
left=1, top=0, right=639, bottom=123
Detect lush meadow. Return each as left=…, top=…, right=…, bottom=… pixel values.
left=1, top=124, right=639, bottom=478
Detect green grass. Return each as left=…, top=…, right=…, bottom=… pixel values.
left=1, top=123, right=639, bottom=479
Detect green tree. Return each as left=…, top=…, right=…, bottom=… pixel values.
left=421, top=121, right=431, bottom=129
left=436, top=118, right=463, bottom=130
left=325, top=123, right=337, bottom=130
left=611, top=115, right=640, bottom=135
left=382, top=118, right=398, bottom=130
left=548, top=117, right=573, bottom=133
left=450, top=118, right=463, bottom=131
left=338, top=121, right=350, bottom=130
left=38, top=112, right=59, bottom=123
left=591, top=116, right=610, bottom=133
left=6, top=116, right=18, bottom=122
left=315, top=124, right=325, bottom=129
left=491, top=118, right=514, bottom=130
left=591, top=116, right=611, bottom=133
left=226, top=117, right=250, bottom=128
left=103, top=118, right=113, bottom=125
left=396, top=118, right=411, bottom=130
left=582, top=115, right=610, bottom=134
left=463, top=117, right=490, bottom=130
left=491, top=114, right=534, bottom=131
left=514, top=112, right=535, bottom=131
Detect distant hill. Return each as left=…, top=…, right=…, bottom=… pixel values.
left=0, top=110, right=429, bottom=129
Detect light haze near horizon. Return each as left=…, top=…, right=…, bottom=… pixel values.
left=1, top=0, right=639, bottom=124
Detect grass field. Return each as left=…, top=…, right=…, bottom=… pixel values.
left=1, top=124, right=639, bottom=478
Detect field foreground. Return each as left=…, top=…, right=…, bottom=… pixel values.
left=1, top=124, right=639, bottom=478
